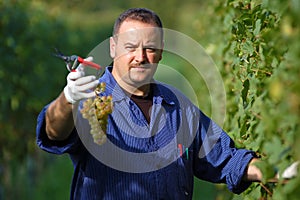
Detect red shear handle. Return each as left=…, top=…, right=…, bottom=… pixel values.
left=77, top=56, right=102, bottom=70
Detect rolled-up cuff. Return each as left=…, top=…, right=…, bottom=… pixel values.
left=226, top=150, right=256, bottom=194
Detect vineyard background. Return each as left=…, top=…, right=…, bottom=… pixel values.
left=1, top=0, right=299, bottom=199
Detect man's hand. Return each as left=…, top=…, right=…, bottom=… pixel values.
left=244, top=159, right=299, bottom=183
left=63, top=57, right=99, bottom=104
left=45, top=57, right=100, bottom=140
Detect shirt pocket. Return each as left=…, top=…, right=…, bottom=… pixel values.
left=177, top=148, right=194, bottom=199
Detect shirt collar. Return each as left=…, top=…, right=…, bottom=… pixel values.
left=152, top=80, right=176, bottom=105
left=100, top=66, right=176, bottom=105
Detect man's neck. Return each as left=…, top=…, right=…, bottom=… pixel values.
left=122, top=83, right=151, bottom=97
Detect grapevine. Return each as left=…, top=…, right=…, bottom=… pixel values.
left=80, top=82, right=113, bottom=145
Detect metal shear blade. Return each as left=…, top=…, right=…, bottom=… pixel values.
left=53, top=48, right=79, bottom=71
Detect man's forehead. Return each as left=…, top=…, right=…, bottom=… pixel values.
left=114, top=32, right=161, bottom=47
left=118, top=28, right=161, bottom=39
left=116, top=20, right=161, bottom=35
left=118, top=19, right=159, bottom=30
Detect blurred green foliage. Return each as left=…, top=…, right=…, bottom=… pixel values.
left=215, top=0, right=300, bottom=199
left=0, top=0, right=299, bottom=199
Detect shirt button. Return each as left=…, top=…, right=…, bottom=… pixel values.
left=184, top=191, right=189, bottom=196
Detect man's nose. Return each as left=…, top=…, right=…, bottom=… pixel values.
left=134, top=48, right=146, bottom=63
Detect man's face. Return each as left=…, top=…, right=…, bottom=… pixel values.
left=110, top=20, right=163, bottom=90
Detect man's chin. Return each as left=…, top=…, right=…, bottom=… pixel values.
left=129, top=78, right=153, bottom=87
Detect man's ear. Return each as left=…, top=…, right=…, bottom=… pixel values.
left=159, top=41, right=164, bottom=61
left=110, top=37, right=116, bottom=59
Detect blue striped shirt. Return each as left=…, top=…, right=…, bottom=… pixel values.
left=36, top=66, right=255, bottom=199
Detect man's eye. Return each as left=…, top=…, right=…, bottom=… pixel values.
left=145, top=48, right=156, bottom=53
left=125, top=46, right=135, bottom=51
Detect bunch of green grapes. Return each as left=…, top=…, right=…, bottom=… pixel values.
left=81, top=82, right=113, bottom=145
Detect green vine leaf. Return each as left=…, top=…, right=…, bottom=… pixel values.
left=254, top=18, right=261, bottom=35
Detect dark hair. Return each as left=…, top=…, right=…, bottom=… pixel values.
left=113, top=8, right=163, bottom=36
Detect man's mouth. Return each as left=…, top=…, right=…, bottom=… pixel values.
left=130, top=63, right=152, bottom=69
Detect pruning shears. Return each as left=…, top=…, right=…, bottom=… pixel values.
left=54, top=48, right=101, bottom=72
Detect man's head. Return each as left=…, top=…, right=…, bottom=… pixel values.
left=112, top=8, right=163, bottom=38
left=110, top=8, right=164, bottom=95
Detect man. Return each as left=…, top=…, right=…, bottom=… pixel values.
left=37, top=8, right=264, bottom=199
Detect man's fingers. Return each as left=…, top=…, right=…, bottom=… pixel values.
left=75, top=75, right=97, bottom=86
left=76, top=80, right=99, bottom=92
left=64, top=57, right=98, bottom=104
left=68, top=70, right=85, bottom=80
left=83, top=91, right=97, bottom=99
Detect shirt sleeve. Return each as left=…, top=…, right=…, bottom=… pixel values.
left=36, top=103, right=81, bottom=155
left=193, top=111, right=256, bottom=194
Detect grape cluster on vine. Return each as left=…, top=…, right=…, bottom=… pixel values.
left=81, top=82, right=113, bottom=145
